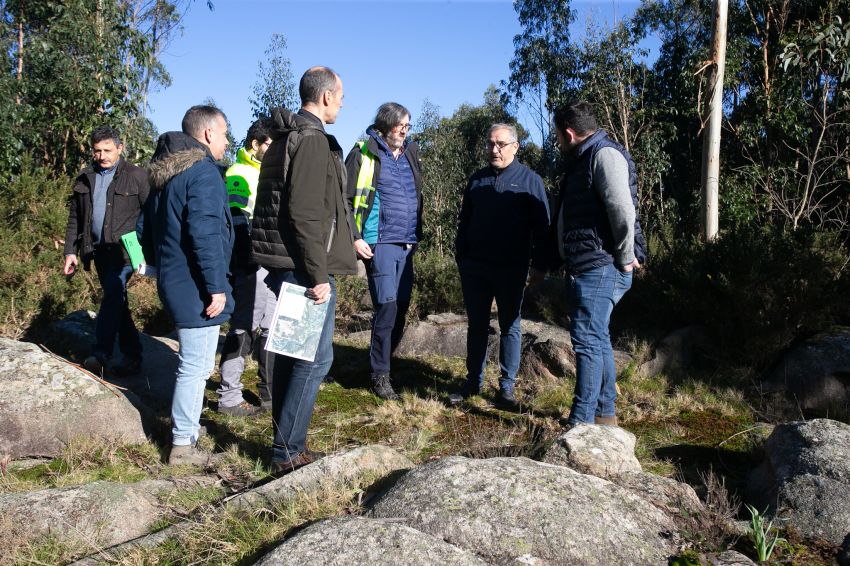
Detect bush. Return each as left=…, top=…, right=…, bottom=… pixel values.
left=409, top=252, right=464, bottom=319
left=624, top=225, right=850, bottom=368
left=0, top=162, right=168, bottom=340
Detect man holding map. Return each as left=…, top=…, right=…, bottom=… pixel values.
left=250, top=67, right=357, bottom=477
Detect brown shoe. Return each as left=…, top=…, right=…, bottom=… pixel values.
left=270, top=450, right=323, bottom=477
left=594, top=415, right=618, bottom=426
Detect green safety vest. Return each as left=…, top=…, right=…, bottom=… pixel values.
left=352, top=141, right=376, bottom=232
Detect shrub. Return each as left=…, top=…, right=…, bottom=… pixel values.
left=409, top=251, right=464, bottom=319
left=623, top=224, right=850, bottom=368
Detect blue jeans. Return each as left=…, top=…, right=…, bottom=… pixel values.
left=459, top=258, right=528, bottom=394
left=92, top=246, right=141, bottom=362
left=567, top=263, right=632, bottom=424
left=172, top=325, right=220, bottom=445
left=265, top=269, right=336, bottom=463
left=366, top=243, right=414, bottom=375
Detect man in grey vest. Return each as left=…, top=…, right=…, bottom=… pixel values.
left=544, top=101, right=647, bottom=426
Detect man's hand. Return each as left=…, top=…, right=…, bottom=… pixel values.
left=527, top=267, right=546, bottom=286
left=621, top=258, right=641, bottom=273
left=307, top=282, right=331, bottom=305
left=63, top=254, right=78, bottom=276
left=353, top=239, right=373, bottom=260
left=206, top=292, right=226, bottom=318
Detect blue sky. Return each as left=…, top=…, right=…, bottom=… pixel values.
left=147, top=0, right=644, bottom=152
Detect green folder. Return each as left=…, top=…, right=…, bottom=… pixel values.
left=120, top=232, right=146, bottom=270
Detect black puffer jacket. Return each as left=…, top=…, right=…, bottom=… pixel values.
left=63, top=159, right=149, bottom=269
left=251, top=108, right=356, bottom=285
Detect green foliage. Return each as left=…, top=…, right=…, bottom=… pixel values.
left=627, top=224, right=850, bottom=368
left=0, top=0, right=181, bottom=177
left=0, top=162, right=89, bottom=338
left=249, top=33, right=298, bottom=120
left=746, top=504, right=785, bottom=561
left=409, top=252, right=464, bottom=319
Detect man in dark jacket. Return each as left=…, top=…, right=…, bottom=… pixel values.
left=139, top=105, right=234, bottom=466
left=548, top=101, right=647, bottom=426
left=63, top=126, right=149, bottom=377
left=450, top=123, right=550, bottom=409
left=345, top=102, right=422, bottom=401
left=251, top=67, right=356, bottom=476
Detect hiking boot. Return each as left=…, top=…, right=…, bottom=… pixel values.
left=448, top=381, right=481, bottom=406
left=218, top=401, right=262, bottom=417
left=270, top=450, right=323, bottom=477
left=594, top=415, right=618, bottom=426
left=495, top=389, right=520, bottom=412
left=168, top=444, right=214, bottom=467
left=260, top=397, right=273, bottom=412
left=82, top=355, right=104, bottom=376
left=370, top=372, right=399, bottom=401
left=111, top=356, right=142, bottom=377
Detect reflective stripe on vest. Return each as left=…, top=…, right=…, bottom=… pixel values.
left=353, top=141, right=376, bottom=232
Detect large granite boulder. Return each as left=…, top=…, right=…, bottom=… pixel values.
left=0, top=479, right=190, bottom=553
left=748, top=419, right=850, bottom=545
left=253, top=517, right=488, bottom=566
left=369, top=456, right=678, bottom=565
left=761, top=328, right=850, bottom=415
left=0, top=338, right=147, bottom=458
left=48, top=310, right=179, bottom=410
left=542, top=424, right=642, bottom=479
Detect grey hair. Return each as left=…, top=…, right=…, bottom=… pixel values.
left=181, top=105, right=227, bottom=138
left=299, top=66, right=340, bottom=105
left=372, top=102, right=411, bottom=136
left=487, top=123, right=518, bottom=143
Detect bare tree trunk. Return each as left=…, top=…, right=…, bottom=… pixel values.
left=701, top=0, right=728, bottom=242
left=16, top=6, right=23, bottom=105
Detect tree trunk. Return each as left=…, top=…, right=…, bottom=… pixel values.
left=700, top=0, right=728, bottom=242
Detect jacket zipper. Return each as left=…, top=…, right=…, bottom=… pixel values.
left=326, top=217, right=336, bottom=253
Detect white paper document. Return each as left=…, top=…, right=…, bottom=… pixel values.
left=266, top=282, right=329, bottom=362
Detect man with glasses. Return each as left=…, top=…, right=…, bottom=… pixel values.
left=449, top=123, right=550, bottom=409
left=216, top=118, right=275, bottom=417
left=345, top=102, right=422, bottom=401
left=139, top=105, right=234, bottom=465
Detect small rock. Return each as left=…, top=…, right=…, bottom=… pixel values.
left=542, top=424, right=642, bottom=479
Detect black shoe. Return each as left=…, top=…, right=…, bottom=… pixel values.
left=448, top=382, right=481, bottom=406
left=370, top=372, right=399, bottom=401
left=82, top=355, right=104, bottom=376
left=111, top=356, right=142, bottom=377
left=322, top=374, right=335, bottom=384
left=495, top=389, right=520, bottom=411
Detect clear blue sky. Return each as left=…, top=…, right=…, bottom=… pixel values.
left=147, top=0, right=644, bottom=152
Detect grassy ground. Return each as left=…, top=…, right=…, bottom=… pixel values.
left=2, top=334, right=842, bottom=565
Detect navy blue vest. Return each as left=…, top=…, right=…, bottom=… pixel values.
left=558, top=130, right=647, bottom=274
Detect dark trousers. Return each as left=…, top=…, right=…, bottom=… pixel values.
left=265, top=269, right=336, bottom=463
left=459, top=258, right=528, bottom=393
left=92, top=245, right=141, bottom=362
left=366, top=243, right=414, bottom=375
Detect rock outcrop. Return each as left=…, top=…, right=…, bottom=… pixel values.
left=748, top=418, right=850, bottom=545
left=254, top=517, right=488, bottom=566
left=761, top=328, right=850, bottom=415
left=369, top=456, right=678, bottom=565
left=0, top=337, right=147, bottom=458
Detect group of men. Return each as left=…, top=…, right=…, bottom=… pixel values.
left=63, top=65, right=644, bottom=474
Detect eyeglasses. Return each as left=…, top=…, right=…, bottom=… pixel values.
left=395, top=123, right=412, bottom=132
left=485, top=140, right=517, bottom=151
